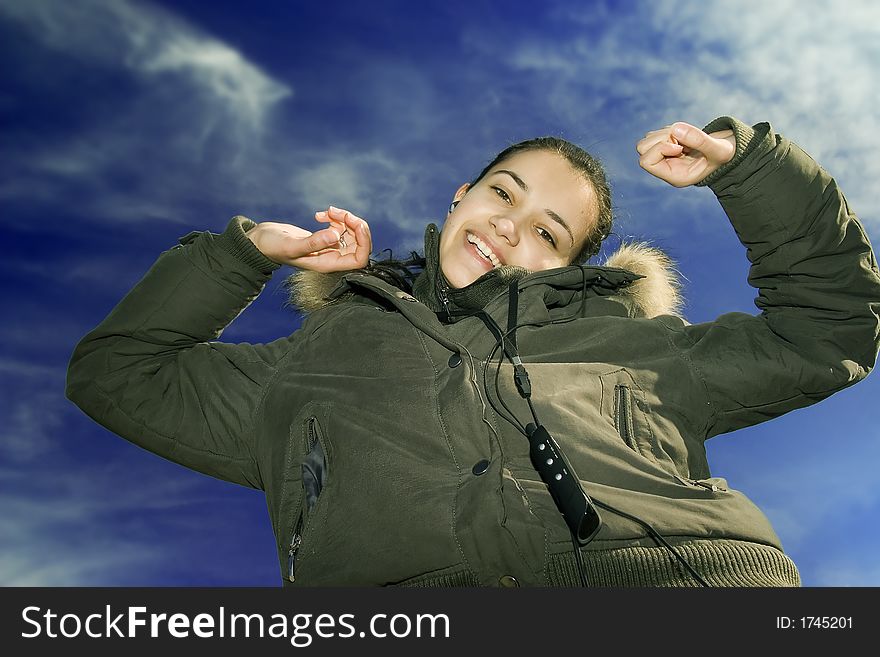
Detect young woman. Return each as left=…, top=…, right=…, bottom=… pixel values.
left=66, top=117, right=880, bottom=587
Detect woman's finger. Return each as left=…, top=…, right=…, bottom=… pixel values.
left=277, top=225, right=337, bottom=262
left=668, top=123, right=734, bottom=166
left=314, top=212, right=346, bottom=248
left=328, top=208, right=370, bottom=267
left=636, top=128, right=679, bottom=156
left=346, top=211, right=372, bottom=267
left=639, top=139, right=683, bottom=169
left=311, top=206, right=372, bottom=268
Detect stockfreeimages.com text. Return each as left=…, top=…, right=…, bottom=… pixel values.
left=21, top=605, right=450, bottom=646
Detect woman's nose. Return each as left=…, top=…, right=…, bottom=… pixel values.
left=492, top=215, right=519, bottom=246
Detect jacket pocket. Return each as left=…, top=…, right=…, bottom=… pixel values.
left=600, top=370, right=657, bottom=463
left=287, top=415, right=329, bottom=583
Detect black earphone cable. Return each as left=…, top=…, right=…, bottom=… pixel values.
left=590, top=498, right=710, bottom=587
left=473, top=274, right=710, bottom=587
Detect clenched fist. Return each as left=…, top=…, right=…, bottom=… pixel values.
left=637, top=122, right=736, bottom=188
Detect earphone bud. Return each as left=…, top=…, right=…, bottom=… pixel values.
left=448, top=201, right=459, bottom=214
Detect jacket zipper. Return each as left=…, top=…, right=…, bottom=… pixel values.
left=287, top=417, right=320, bottom=583
left=287, top=514, right=304, bottom=582
left=437, top=279, right=452, bottom=317
left=614, top=384, right=636, bottom=450
left=674, top=474, right=727, bottom=492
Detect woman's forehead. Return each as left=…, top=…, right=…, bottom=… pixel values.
left=487, top=150, right=590, bottom=194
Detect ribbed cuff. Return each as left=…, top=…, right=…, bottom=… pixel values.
left=695, top=116, right=768, bottom=188
left=214, top=215, right=282, bottom=276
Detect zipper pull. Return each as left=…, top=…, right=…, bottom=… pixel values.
left=287, top=517, right=304, bottom=582
left=675, top=475, right=723, bottom=492
left=438, top=280, right=451, bottom=316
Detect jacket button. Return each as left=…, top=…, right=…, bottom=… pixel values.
left=499, top=575, right=520, bottom=587
left=448, top=353, right=462, bottom=368
left=471, top=459, right=490, bottom=476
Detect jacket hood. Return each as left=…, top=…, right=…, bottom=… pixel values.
left=284, top=223, right=684, bottom=320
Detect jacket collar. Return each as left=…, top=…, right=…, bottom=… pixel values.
left=410, top=223, right=533, bottom=315
left=283, top=223, right=684, bottom=320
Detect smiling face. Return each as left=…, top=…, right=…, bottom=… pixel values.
left=439, top=149, right=597, bottom=288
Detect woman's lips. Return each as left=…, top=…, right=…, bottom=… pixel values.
left=463, top=232, right=494, bottom=271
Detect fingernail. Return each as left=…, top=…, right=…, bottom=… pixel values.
left=672, top=124, right=687, bottom=139
left=329, top=206, right=340, bottom=213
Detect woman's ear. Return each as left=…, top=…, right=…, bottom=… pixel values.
left=453, top=183, right=470, bottom=202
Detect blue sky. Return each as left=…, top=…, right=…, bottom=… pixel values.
left=1, top=0, right=878, bottom=586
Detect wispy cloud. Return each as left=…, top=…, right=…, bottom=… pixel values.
left=462, top=0, right=880, bottom=234
left=0, top=0, right=291, bottom=223
left=0, top=352, right=274, bottom=586
left=704, top=388, right=880, bottom=587
left=813, top=558, right=880, bottom=587
left=1, top=0, right=290, bottom=130
left=0, top=388, right=65, bottom=464
left=0, top=463, right=208, bottom=586
left=291, top=149, right=440, bottom=237
left=0, top=0, right=448, bottom=244
left=0, top=359, right=69, bottom=464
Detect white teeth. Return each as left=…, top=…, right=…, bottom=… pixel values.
left=467, top=233, right=501, bottom=268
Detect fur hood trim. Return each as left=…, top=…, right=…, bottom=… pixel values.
left=284, top=241, right=684, bottom=320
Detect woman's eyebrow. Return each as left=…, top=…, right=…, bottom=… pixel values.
left=493, top=169, right=575, bottom=247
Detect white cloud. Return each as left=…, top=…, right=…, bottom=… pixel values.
left=463, top=0, right=880, bottom=234
left=646, top=0, right=879, bottom=225
left=0, top=359, right=69, bottom=463
left=291, top=149, right=435, bottom=238
left=813, top=560, right=880, bottom=587
left=0, top=358, right=60, bottom=379
left=0, top=459, right=246, bottom=586
left=0, top=390, right=65, bottom=464
left=1, top=0, right=290, bottom=131
left=0, top=0, right=292, bottom=223
left=707, top=396, right=880, bottom=558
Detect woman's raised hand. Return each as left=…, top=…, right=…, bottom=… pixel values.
left=245, top=206, right=372, bottom=272
left=636, top=122, right=736, bottom=188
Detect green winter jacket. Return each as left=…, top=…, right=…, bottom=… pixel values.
left=66, top=117, right=880, bottom=587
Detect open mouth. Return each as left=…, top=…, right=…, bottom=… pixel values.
left=466, top=232, right=502, bottom=269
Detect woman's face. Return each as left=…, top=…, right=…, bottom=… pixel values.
left=439, top=150, right=596, bottom=288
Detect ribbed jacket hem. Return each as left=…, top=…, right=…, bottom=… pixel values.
left=547, top=539, right=801, bottom=587
left=394, top=540, right=800, bottom=587
left=395, top=569, right=482, bottom=587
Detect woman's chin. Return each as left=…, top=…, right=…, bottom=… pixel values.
left=441, top=261, right=483, bottom=289
left=451, top=253, right=496, bottom=286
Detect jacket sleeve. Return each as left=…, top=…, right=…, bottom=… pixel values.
left=65, top=215, right=294, bottom=489
left=675, top=117, right=880, bottom=440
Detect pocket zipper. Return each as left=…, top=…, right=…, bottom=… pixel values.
left=287, top=514, right=304, bottom=582
left=287, top=417, right=321, bottom=583
left=614, top=384, right=636, bottom=450
left=674, top=474, right=727, bottom=492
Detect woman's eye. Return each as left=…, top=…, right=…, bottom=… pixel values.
left=492, top=187, right=512, bottom=204
left=537, top=227, right=556, bottom=247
